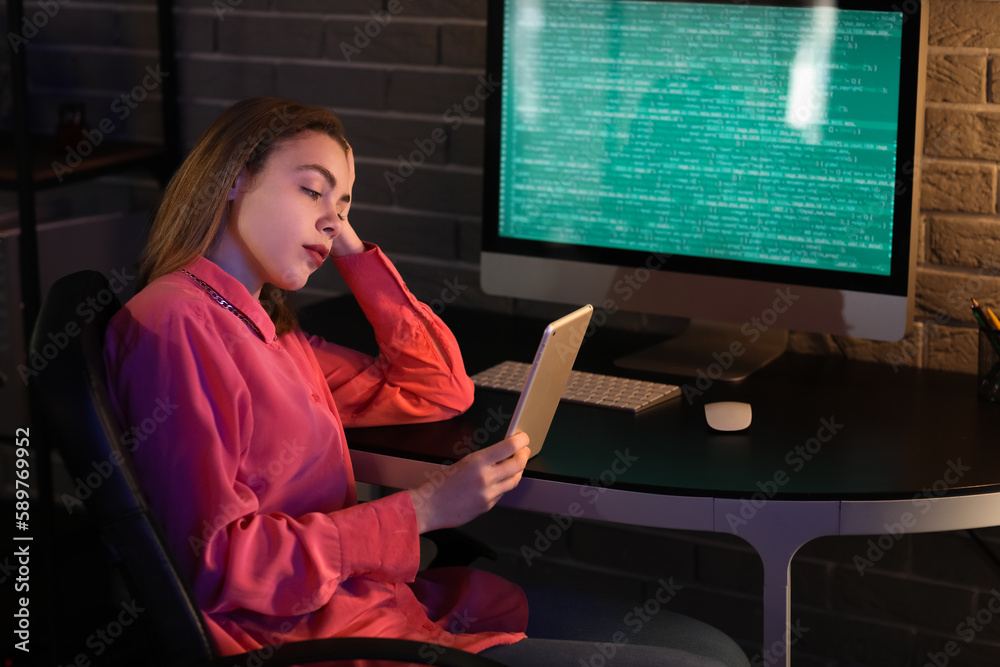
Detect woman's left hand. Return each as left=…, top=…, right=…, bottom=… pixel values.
left=407, top=433, right=531, bottom=534
left=329, top=215, right=364, bottom=257
left=330, top=147, right=365, bottom=257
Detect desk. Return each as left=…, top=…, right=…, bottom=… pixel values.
left=306, top=300, right=1000, bottom=666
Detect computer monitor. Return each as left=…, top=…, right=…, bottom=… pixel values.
left=481, top=0, right=927, bottom=380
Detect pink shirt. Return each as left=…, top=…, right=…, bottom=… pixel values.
left=104, top=245, right=528, bottom=660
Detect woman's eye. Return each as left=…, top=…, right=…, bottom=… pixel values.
left=337, top=213, right=348, bottom=221
left=301, top=187, right=321, bottom=200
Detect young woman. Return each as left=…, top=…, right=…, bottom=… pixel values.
left=105, top=97, right=748, bottom=666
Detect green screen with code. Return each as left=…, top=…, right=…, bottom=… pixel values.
left=498, top=0, right=903, bottom=275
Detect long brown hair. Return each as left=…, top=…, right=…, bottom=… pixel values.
left=138, top=97, right=351, bottom=335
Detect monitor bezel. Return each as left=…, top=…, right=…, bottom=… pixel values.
left=481, top=0, right=924, bottom=305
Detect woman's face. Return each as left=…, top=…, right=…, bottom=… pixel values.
left=220, top=131, right=354, bottom=297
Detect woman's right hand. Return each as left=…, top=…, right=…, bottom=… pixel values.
left=408, top=432, right=531, bottom=534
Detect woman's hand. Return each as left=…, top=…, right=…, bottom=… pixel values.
left=329, top=215, right=364, bottom=257
left=329, top=146, right=365, bottom=257
left=408, top=432, right=531, bottom=534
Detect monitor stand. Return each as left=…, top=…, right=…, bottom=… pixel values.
left=614, top=320, right=788, bottom=382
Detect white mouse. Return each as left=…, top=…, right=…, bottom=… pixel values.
left=704, top=401, right=752, bottom=431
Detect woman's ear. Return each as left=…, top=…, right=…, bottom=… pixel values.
left=228, top=170, right=246, bottom=201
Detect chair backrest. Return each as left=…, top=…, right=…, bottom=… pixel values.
left=30, top=270, right=216, bottom=666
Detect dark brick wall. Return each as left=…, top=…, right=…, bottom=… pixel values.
left=461, top=507, right=1000, bottom=665
left=5, top=0, right=497, bottom=308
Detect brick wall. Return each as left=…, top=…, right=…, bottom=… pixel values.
left=14, top=0, right=1000, bottom=374
left=918, top=0, right=1000, bottom=375
left=782, top=0, right=1000, bottom=375
left=12, top=0, right=1000, bottom=665
left=460, top=504, right=1000, bottom=666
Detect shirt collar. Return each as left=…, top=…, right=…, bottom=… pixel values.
left=182, top=256, right=278, bottom=343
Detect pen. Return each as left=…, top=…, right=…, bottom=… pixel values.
left=988, top=306, right=1000, bottom=331
left=972, top=299, right=1000, bottom=356
left=972, top=299, right=990, bottom=329
left=972, top=299, right=992, bottom=329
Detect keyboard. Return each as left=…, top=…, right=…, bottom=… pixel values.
left=471, top=360, right=681, bottom=413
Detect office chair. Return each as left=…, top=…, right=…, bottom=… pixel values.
left=29, top=270, right=506, bottom=667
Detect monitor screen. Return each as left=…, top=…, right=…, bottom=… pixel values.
left=481, top=0, right=926, bottom=378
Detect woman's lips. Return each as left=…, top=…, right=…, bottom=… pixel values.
left=304, top=245, right=328, bottom=266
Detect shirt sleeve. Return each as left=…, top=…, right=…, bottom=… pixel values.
left=104, top=299, right=421, bottom=616
left=308, top=243, right=475, bottom=427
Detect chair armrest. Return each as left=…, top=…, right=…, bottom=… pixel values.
left=209, top=636, right=508, bottom=667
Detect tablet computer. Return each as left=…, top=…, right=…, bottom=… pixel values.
left=508, top=304, right=594, bottom=457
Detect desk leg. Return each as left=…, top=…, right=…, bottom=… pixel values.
left=761, top=583, right=792, bottom=667
left=714, top=499, right=840, bottom=667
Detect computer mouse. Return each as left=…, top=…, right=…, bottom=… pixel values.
left=704, top=401, right=752, bottom=432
